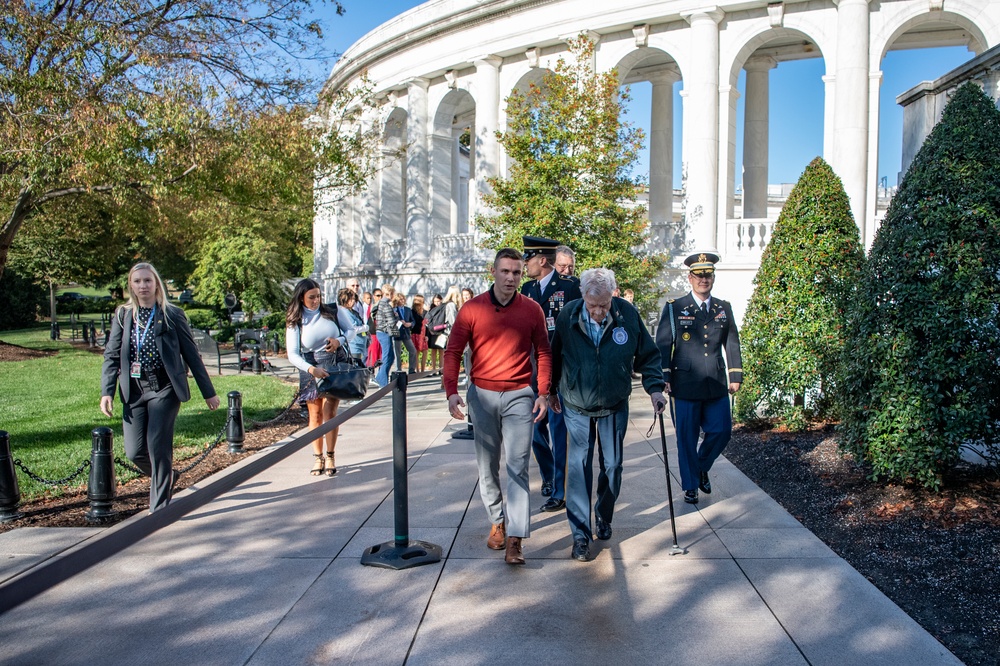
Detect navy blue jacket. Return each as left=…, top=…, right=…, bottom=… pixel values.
left=520, top=271, right=582, bottom=340
left=655, top=293, right=742, bottom=401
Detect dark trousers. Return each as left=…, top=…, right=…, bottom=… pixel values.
left=672, top=394, right=732, bottom=491
left=563, top=404, right=628, bottom=543
left=530, top=400, right=568, bottom=500
left=122, top=379, right=180, bottom=512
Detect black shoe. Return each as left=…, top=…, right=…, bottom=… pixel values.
left=571, top=539, right=590, bottom=562
left=540, top=481, right=553, bottom=497
left=452, top=428, right=475, bottom=440
left=540, top=498, right=566, bottom=512
left=699, top=471, right=712, bottom=494
left=684, top=489, right=699, bottom=504
left=595, top=518, right=612, bottom=541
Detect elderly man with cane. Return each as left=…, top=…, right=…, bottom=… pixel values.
left=655, top=251, right=742, bottom=504
left=549, top=267, right=665, bottom=562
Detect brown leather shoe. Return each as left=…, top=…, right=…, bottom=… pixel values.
left=505, top=536, right=525, bottom=565
left=487, top=523, right=506, bottom=550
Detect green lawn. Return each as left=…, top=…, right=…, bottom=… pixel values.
left=0, top=329, right=296, bottom=501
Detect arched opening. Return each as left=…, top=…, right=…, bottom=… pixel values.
left=432, top=89, right=476, bottom=236
left=380, top=106, right=408, bottom=249
left=726, top=29, right=827, bottom=224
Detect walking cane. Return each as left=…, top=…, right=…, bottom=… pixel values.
left=658, top=401, right=686, bottom=556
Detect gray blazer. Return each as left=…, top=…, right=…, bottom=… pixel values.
left=101, top=304, right=217, bottom=404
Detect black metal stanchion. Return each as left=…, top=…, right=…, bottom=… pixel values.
left=226, top=391, right=245, bottom=453
left=86, top=427, right=117, bottom=523
left=361, top=372, right=442, bottom=569
left=0, top=431, right=23, bottom=523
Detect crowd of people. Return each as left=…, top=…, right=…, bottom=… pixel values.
left=101, top=239, right=741, bottom=563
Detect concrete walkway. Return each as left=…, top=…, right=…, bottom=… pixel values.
left=0, top=378, right=961, bottom=665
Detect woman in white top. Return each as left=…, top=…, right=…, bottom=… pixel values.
left=286, top=278, right=356, bottom=476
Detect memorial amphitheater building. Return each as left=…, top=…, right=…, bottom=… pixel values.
left=316, top=0, right=1000, bottom=319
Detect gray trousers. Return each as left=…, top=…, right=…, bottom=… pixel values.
left=466, top=384, right=535, bottom=538
left=122, top=379, right=181, bottom=512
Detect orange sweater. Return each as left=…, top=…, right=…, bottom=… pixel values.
left=443, top=289, right=552, bottom=396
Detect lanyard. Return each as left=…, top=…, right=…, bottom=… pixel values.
left=136, top=305, right=156, bottom=355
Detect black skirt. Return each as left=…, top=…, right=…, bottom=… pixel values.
left=298, top=349, right=335, bottom=404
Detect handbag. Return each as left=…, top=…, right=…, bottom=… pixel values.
left=317, top=348, right=369, bottom=401
left=431, top=333, right=449, bottom=349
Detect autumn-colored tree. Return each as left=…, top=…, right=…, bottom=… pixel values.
left=476, top=36, right=665, bottom=313
left=0, top=0, right=380, bottom=286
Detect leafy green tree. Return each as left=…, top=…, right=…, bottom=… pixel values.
left=839, top=83, right=1000, bottom=488
left=735, top=157, right=864, bottom=430
left=0, top=268, right=46, bottom=330
left=190, top=229, right=290, bottom=317
left=476, top=36, right=665, bottom=313
left=0, top=0, right=380, bottom=283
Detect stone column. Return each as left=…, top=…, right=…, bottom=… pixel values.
left=450, top=129, right=461, bottom=234
left=742, top=57, right=776, bottom=219
left=681, top=8, right=724, bottom=250
left=832, top=0, right=872, bottom=239
left=648, top=69, right=680, bottom=225
left=473, top=56, right=502, bottom=220
left=406, top=77, right=431, bottom=263
left=822, top=74, right=836, bottom=160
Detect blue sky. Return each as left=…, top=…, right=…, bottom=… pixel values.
left=319, top=1, right=973, bottom=188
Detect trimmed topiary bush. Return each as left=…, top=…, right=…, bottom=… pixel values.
left=838, top=83, right=1000, bottom=488
left=735, top=157, right=864, bottom=430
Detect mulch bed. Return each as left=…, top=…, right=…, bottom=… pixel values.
left=725, top=423, right=1000, bottom=666
left=0, top=341, right=56, bottom=362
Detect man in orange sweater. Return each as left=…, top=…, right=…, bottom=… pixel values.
left=444, top=248, right=552, bottom=565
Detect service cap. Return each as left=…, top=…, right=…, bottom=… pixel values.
left=522, top=235, right=560, bottom=261
left=684, top=251, right=721, bottom=275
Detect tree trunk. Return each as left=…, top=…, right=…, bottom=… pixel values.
left=0, top=187, right=35, bottom=283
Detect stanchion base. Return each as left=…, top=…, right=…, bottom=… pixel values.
left=85, top=503, right=118, bottom=524
left=669, top=545, right=687, bottom=556
left=227, top=444, right=245, bottom=454
left=361, top=540, right=442, bottom=570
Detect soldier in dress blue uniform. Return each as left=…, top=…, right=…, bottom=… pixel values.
left=655, top=251, right=742, bottom=504
left=521, top=235, right=583, bottom=512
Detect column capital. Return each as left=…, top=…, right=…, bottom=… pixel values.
left=647, top=67, right=681, bottom=85
left=473, top=55, right=503, bottom=70
left=832, top=0, right=873, bottom=7
left=405, top=77, right=430, bottom=92
left=681, top=7, right=724, bottom=25
left=744, top=56, right=777, bottom=72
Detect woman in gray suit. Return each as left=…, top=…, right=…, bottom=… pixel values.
left=100, top=262, right=220, bottom=512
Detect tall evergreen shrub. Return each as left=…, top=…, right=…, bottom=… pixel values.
left=839, top=83, right=1000, bottom=488
left=0, top=269, right=45, bottom=330
left=735, top=157, right=864, bottom=429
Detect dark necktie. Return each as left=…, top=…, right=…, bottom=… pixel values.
left=701, top=301, right=709, bottom=316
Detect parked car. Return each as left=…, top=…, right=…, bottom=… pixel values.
left=178, top=289, right=195, bottom=304
left=56, top=292, right=86, bottom=303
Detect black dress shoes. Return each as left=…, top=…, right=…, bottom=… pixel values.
left=540, top=481, right=553, bottom=497
left=699, top=471, right=712, bottom=494
left=572, top=539, right=590, bottom=562
left=684, top=489, right=699, bottom=504
left=595, top=518, right=612, bottom=541
left=540, top=497, right=566, bottom=512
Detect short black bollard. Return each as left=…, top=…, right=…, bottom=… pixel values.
left=361, top=372, right=442, bottom=570
left=86, top=427, right=117, bottom=523
left=0, top=431, right=23, bottom=523
left=89, top=322, right=97, bottom=346
left=226, top=391, right=245, bottom=453
left=270, top=335, right=280, bottom=354
left=251, top=347, right=263, bottom=374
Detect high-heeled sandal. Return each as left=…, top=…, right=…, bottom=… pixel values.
left=325, top=452, right=338, bottom=476
left=310, top=453, right=324, bottom=476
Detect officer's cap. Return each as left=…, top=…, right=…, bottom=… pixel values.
left=522, top=235, right=560, bottom=261
left=684, top=251, right=721, bottom=275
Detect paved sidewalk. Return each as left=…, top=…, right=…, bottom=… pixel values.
left=0, top=378, right=960, bottom=665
